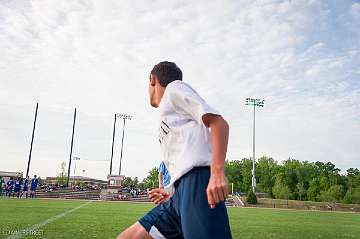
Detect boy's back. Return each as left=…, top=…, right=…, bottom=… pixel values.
left=117, top=61, right=232, bottom=239
left=158, top=80, right=218, bottom=195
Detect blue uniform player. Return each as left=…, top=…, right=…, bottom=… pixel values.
left=21, top=176, right=30, bottom=198
left=0, top=177, right=4, bottom=196
left=6, top=178, right=14, bottom=197
left=14, top=177, right=22, bottom=198
left=30, top=175, right=39, bottom=198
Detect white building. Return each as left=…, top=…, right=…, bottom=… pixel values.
left=0, top=171, right=23, bottom=183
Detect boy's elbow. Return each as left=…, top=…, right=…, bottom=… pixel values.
left=214, top=115, right=228, bottom=129
left=221, top=117, right=229, bottom=134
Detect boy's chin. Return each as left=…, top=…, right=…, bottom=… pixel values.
left=150, top=101, right=159, bottom=108
left=151, top=103, right=159, bottom=108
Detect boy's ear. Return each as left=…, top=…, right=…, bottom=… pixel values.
left=150, top=74, right=157, bottom=86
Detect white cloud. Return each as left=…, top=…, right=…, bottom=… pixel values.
left=351, top=2, right=360, bottom=18
left=0, top=0, right=359, bottom=180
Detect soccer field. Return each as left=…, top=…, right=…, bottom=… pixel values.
left=0, top=198, right=359, bottom=239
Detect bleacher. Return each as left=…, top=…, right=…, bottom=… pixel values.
left=225, top=196, right=236, bottom=207
left=100, top=192, right=150, bottom=202
left=34, top=189, right=239, bottom=207
left=124, top=194, right=238, bottom=206
left=35, top=189, right=101, bottom=200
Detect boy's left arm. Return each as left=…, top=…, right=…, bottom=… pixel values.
left=203, top=114, right=229, bottom=209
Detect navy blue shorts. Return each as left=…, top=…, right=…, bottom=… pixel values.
left=139, top=167, right=232, bottom=239
left=14, top=187, right=21, bottom=193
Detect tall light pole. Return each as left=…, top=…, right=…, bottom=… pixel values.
left=109, top=114, right=117, bottom=175
left=245, top=98, right=265, bottom=192
left=66, top=108, right=77, bottom=188
left=26, top=102, right=39, bottom=178
left=118, top=114, right=133, bottom=176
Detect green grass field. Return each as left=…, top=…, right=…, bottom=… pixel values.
left=0, top=198, right=359, bottom=239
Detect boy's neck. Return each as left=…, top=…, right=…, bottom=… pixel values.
left=155, top=85, right=166, bottom=106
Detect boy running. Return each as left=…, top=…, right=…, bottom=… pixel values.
left=117, top=62, right=232, bottom=239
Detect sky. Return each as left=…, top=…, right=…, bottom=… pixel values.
left=0, top=0, right=359, bottom=181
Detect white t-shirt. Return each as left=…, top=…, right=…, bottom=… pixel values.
left=158, top=80, right=219, bottom=195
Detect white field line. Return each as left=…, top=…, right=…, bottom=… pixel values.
left=6, top=201, right=92, bottom=239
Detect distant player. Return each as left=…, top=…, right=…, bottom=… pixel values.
left=4, top=183, right=8, bottom=197
left=118, top=62, right=232, bottom=238
left=14, top=177, right=22, bottom=198
left=30, top=175, right=39, bottom=198
left=21, top=176, right=30, bottom=198
left=158, top=162, right=170, bottom=189
left=0, top=176, right=4, bottom=196
left=6, top=178, right=14, bottom=197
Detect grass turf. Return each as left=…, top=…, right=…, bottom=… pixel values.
left=0, top=198, right=359, bottom=239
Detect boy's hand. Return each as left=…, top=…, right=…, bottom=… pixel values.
left=148, top=188, right=170, bottom=204
left=206, top=169, right=228, bottom=209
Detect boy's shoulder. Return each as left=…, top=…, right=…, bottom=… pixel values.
left=165, top=81, right=202, bottom=102
left=166, top=80, right=193, bottom=93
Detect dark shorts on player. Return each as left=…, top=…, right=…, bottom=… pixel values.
left=31, top=187, right=36, bottom=192
left=139, top=167, right=232, bottom=239
left=14, top=187, right=21, bottom=193
left=23, top=187, right=28, bottom=192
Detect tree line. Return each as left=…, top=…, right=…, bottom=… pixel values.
left=122, top=167, right=159, bottom=190
left=115, top=157, right=360, bottom=204
left=225, top=157, right=360, bottom=204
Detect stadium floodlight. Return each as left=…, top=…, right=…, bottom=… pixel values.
left=117, top=113, right=133, bottom=120
left=25, top=102, right=39, bottom=178
left=117, top=114, right=133, bottom=176
left=245, top=98, right=265, bottom=192
left=66, top=108, right=77, bottom=188
left=109, top=113, right=134, bottom=176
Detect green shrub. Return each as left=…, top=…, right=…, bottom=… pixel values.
left=319, top=185, right=344, bottom=203
left=352, top=188, right=360, bottom=204
left=272, top=176, right=291, bottom=200
left=343, top=191, right=353, bottom=204
left=247, top=190, right=257, bottom=204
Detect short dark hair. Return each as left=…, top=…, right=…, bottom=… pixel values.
left=151, top=61, right=182, bottom=87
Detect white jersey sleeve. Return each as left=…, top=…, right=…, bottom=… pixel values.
left=167, top=82, right=220, bottom=125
